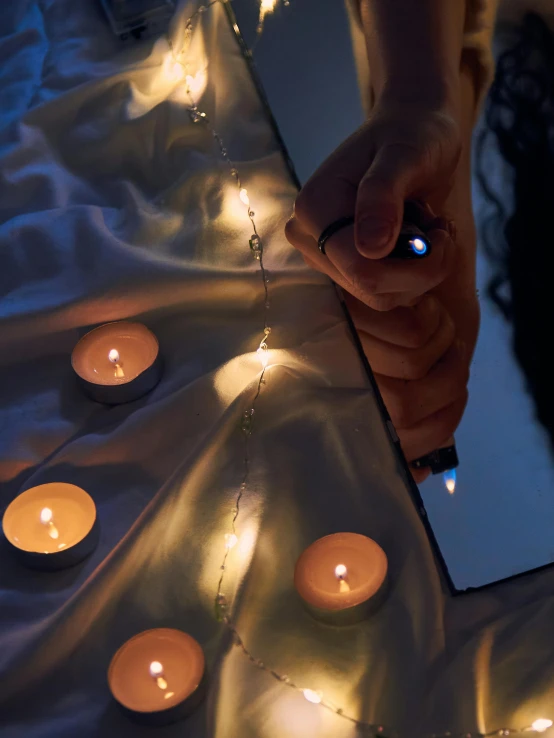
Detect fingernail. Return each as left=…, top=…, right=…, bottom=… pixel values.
left=356, top=219, right=393, bottom=253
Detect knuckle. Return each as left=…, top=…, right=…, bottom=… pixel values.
left=366, top=293, right=398, bottom=312
left=440, top=391, right=468, bottom=438
left=399, top=350, right=431, bottom=381
left=403, top=314, right=433, bottom=349
left=293, top=187, right=315, bottom=224
left=389, top=396, right=415, bottom=430
left=349, top=271, right=378, bottom=302
left=284, top=218, right=296, bottom=245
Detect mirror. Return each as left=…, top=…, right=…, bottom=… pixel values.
left=233, top=1, right=554, bottom=592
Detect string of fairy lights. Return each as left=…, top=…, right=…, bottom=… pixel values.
left=166, top=1, right=553, bottom=735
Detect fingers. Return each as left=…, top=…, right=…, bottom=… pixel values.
left=344, top=293, right=441, bottom=348
left=286, top=215, right=456, bottom=312
left=374, top=340, right=468, bottom=428
left=357, top=307, right=455, bottom=381
left=395, top=391, right=468, bottom=462
left=355, top=143, right=423, bottom=258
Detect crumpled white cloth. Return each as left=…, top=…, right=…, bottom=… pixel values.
left=0, top=2, right=553, bottom=737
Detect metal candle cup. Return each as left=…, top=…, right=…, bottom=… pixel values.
left=2, top=483, right=98, bottom=570
left=108, top=629, right=206, bottom=726
left=72, top=322, right=162, bottom=404
left=294, top=533, right=388, bottom=626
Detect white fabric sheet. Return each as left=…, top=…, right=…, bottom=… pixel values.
left=0, top=2, right=553, bottom=737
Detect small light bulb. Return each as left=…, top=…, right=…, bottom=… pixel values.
left=40, top=507, right=53, bottom=525
left=149, top=661, right=164, bottom=678
left=108, top=349, right=120, bottom=364
left=334, top=564, right=347, bottom=580
left=303, top=689, right=322, bottom=704
left=532, top=719, right=553, bottom=733
left=239, top=188, right=250, bottom=206
left=257, top=346, right=269, bottom=368
left=225, top=533, right=238, bottom=549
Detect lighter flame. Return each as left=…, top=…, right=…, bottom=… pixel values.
left=303, top=689, right=322, bottom=704
left=531, top=719, right=553, bottom=733
left=239, top=188, right=250, bottom=207
left=444, top=468, right=456, bottom=495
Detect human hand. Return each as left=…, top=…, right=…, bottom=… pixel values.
left=285, top=101, right=461, bottom=310
left=285, top=99, right=479, bottom=481
left=344, top=291, right=469, bottom=483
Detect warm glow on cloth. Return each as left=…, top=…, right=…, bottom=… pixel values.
left=2, top=0, right=553, bottom=736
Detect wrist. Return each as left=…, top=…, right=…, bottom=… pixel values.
left=376, top=72, right=461, bottom=119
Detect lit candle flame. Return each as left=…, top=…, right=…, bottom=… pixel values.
left=443, top=468, right=456, bottom=494
left=108, top=348, right=125, bottom=378
left=149, top=661, right=168, bottom=691
left=531, top=719, right=553, bottom=733
left=40, top=507, right=59, bottom=540
left=40, top=507, right=53, bottom=525
left=303, top=689, right=322, bottom=704
left=239, top=188, right=250, bottom=207
left=334, top=563, right=350, bottom=593
left=149, top=661, right=163, bottom=677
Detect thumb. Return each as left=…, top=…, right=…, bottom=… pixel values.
left=355, top=144, right=422, bottom=259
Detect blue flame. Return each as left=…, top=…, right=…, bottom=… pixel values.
left=410, top=237, right=428, bottom=255
left=443, top=468, right=456, bottom=493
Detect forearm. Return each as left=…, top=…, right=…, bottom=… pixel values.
left=358, top=0, right=466, bottom=113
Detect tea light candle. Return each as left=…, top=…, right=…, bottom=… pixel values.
left=71, top=322, right=162, bottom=404
left=294, top=532, right=388, bottom=625
left=2, top=483, right=98, bottom=570
left=108, top=628, right=206, bottom=726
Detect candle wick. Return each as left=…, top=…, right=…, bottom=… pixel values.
left=156, top=676, right=168, bottom=691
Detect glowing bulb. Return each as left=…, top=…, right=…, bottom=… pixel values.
left=257, top=345, right=269, bottom=368
left=444, top=468, right=456, bottom=494
left=40, top=507, right=53, bottom=525
left=303, top=689, right=322, bottom=704
left=258, top=0, right=277, bottom=30
left=239, top=188, right=250, bottom=206
left=225, top=533, right=238, bottom=549
left=149, top=661, right=164, bottom=678
left=108, top=349, right=120, bottom=364
left=531, top=719, right=553, bottom=733
left=334, top=564, right=347, bottom=580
